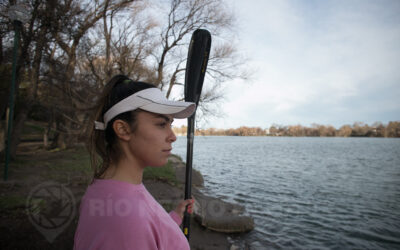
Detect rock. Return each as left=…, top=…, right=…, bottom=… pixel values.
left=168, top=155, right=184, bottom=166
left=174, top=167, right=204, bottom=187
left=169, top=155, right=204, bottom=187
left=168, top=155, right=254, bottom=233
left=230, top=245, right=240, bottom=250
left=192, top=189, right=254, bottom=233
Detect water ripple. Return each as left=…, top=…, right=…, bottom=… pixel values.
left=172, top=137, right=400, bottom=249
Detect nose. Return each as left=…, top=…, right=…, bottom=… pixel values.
left=168, top=127, right=177, bottom=143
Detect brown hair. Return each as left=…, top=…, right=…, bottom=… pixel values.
left=88, top=75, right=155, bottom=179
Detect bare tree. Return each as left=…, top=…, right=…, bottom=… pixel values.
left=43, top=0, right=135, bottom=149
left=0, top=0, right=53, bottom=158
left=79, top=0, right=156, bottom=86
left=385, top=121, right=400, bottom=137
left=150, top=0, right=249, bottom=117
left=1, top=0, right=249, bottom=157
left=81, top=0, right=250, bottom=120
left=338, top=125, right=352, bottom=137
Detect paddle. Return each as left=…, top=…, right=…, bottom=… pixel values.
left=183, top=29, right=212, bottom=240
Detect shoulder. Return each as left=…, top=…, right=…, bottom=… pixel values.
left=76, top=185, right=161, bottom=249
left=81, top=182, right=153, bottom=219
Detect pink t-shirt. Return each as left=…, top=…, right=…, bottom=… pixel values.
left=74, top=179, right=190, bottom=250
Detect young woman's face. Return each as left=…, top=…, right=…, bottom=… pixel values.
left=128, top=111, right=176, bottom=167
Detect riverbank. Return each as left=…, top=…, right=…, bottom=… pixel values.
left=0, top=143, right=250, bottom=249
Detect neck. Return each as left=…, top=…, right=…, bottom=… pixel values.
left=103, top=157, right=144, bottom=185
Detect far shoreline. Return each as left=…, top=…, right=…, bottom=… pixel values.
left=175, top=135, right=399, bottom=138
left=173, top=121, right=400, bottom=137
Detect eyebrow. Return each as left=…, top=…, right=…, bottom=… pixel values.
left=154, top=114, right=174, bottom=123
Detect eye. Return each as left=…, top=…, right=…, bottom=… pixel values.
left=155, top=117, right=174, bottom=128
left=157, top=122, right=173, bottom=128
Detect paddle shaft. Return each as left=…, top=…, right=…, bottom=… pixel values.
left=182, top=29, right=211, bottom=240
left=183, top=114, right=195, bottom=237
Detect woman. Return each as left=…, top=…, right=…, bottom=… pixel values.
left=74, top=75, right=195, bottom=249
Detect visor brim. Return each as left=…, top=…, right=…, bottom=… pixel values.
left=140, top=100, right=196, bottom=118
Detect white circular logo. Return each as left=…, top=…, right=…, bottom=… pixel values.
left=26, top=182, right=76, bottom=242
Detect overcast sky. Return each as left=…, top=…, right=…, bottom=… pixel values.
left=176, top=0, right=400, bottom=129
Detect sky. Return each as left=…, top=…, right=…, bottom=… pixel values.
left=176, top=0, right=400, bottom=129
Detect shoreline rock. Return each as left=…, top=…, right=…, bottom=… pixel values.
left=168, top=155, right=204, bottom=187
left=169, top=155, right=255, bottom=234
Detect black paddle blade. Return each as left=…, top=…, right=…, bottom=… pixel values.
left=184, top=29, right=212, bottom=106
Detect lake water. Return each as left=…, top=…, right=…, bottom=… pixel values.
left=172, top=136, right=400, bottom=250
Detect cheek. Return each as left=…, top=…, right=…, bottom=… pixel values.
left=130, top=134, right=156, bottom=153
left=130, top=130, right=167, bottom=166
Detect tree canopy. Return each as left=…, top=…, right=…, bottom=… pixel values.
left=0, top=0, right=248, bottom=157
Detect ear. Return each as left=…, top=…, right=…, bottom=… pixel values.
left=112, top=120, right=132, bottom=141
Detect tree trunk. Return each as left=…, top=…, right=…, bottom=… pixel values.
left=51, top=115, right=67, bottom=150
left=64, top=120, right=76, bottom=148
left=0, top=65, right=12, bottom=122
left=57, top=133, right=67, bottom=149
left=0, top=34, right=3, bottom=64
left=9, top=107, right=29, bottom=159
left=0, top=122, right=4, bottom=154
left=43, top=113, right=54, bottom=149
left=43, top=130, right=48, bottom=149
left=0, top=89, right=9, bottom=120
left=51, top=131, right=67, bottom=150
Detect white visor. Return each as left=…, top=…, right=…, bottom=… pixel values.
left=94, top=88, right=196, bottom=130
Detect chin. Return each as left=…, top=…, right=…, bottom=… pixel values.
left=148, top=158, right=168, bottom=167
